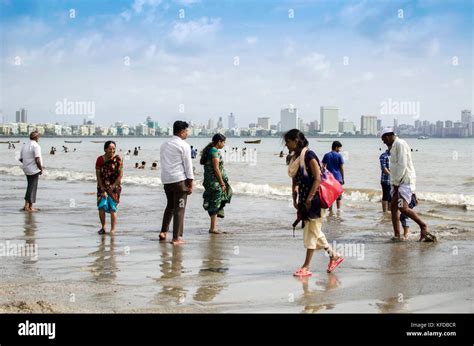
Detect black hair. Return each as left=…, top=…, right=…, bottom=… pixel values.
left=141, top=161, right=146, bottom=165
left=200, top=133, right=226, bottom=165
left=283, top=129, right=309, bottom=149
left=173, top=121, right=189, bottom=135
left=104, top=140, right=116, bottom=150
left=332, top=141, right=342, bottom=150
left=29, top=131, right=39, bottom=140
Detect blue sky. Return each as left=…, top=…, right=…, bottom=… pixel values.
left=1, top=0, right=472, bottom=127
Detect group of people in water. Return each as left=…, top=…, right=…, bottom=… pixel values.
left=17, top=120, right=437, bottom=277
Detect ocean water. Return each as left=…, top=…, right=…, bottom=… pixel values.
left=1, top=137, right=473, bottom=241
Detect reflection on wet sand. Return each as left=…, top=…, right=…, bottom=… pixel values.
left=23, top=212, right=38, bottom=264
left=297, top=273, right=340, bottom=313
left=193, top=236, right=228, bottom=303
left=154, top=245, right=187, bottom=305
left=376, top=243, right=409, bottom=313
left=89, top=235, right=118, bottom=283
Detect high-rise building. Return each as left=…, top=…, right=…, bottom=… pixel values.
left=339, top=120, right=356, bottom=134
left=309, top=120, right=319, bottom=133
left=228, top=113, right=236, bottom=129
left=461, top=109, right=472, bottom=136
left=393, top=118, right=398, bottom=130
left=280, top=106, right=298, bottom=132
left=207, top=118, right=215, bottom=130
left=217, top=116, right=223, bottom=129
left=16, top=108, right=27, bottom=123
left=298, top=118, right=304, bottom=132
left=461, top=109, right=472, bottom=124
left=320, top=106, right=339, bottom=134
left=257, top=117, right=270, bottom=130
left=445, top=120, right=453, bottom=128
left=361, top=115, right=378, bottom=136
left=377, top=119, right=382, bottom=131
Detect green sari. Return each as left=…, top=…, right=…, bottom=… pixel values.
left=203, top=147, right=232, bottom=217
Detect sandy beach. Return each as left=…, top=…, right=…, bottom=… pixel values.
left=1, top=171, right=472, bottom=313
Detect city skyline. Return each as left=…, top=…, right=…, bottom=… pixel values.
left=1, top=106, right=471, bottom=138
left=1, top=0, right=472, bottom=126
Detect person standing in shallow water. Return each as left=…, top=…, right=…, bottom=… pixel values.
left=380, top=128, right=436, bottom=242
left=159, top=121, right=194, bottom=245
left=322, top=141, right=345, bottom=211
left=200, top=133, right=232, bottom=234
left=19, top=131, right=43, bottom=212
left=284, top=129, right=344, bottom=277
left=96, top=140, right=123, bottom=235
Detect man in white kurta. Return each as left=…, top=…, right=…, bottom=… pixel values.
left=380, top=128, right=436, bottom=242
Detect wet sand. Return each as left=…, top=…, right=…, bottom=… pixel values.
left=0, top=176, right=472, bottom=313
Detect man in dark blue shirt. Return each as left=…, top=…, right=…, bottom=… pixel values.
left=322, top=141, right=345, bottom=211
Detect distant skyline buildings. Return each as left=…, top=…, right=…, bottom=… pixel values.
left=257, top=117, right=271, bottom=131
left=15, top=108, right=27, bottom=123
left=228, top=113, right=236, bottom=130
left=280, top=106, right=298, bottom=133
left=360, top=115, right=378, bottom=136
left=1, top=108, right=473, bottom=138
left=320, top=106, right=339, bottom=134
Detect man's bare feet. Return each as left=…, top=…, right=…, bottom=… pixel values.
left=171, top=238, right=185, bottom=245
left=159, top=232, right=167, bottom=241
left=109, top=229, right=116, bottom=235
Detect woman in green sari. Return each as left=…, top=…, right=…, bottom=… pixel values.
left=200, top=134, right=232, bottom=234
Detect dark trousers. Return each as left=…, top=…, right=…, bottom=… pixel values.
left=25, top=173, right=40, bottom=203
left=161, top=180, right=188, bottom=239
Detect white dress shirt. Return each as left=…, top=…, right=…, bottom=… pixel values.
left=160, top=135, right=194, bottom=184
left=390, top=137, right=416, bottom=191
left=20, top=140, right=42, bottom=176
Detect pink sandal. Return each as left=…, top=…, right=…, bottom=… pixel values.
left=327, top=257, right=344, bottom=273
left=293, top=267, right=312, bottom=277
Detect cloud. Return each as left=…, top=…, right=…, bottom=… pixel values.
left=300, top=53, right=330, bottom=77
left=173, top=0, right=200, bottom=6
left=426, top=38, right=440, bottom=56
left=132, top=0, right=162, bottom=14
left=168, top=17, right=221, bottom=48
left=246, top=36, right=258, bottom=45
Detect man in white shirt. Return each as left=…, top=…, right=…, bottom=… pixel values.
left=381, top=128, right=436, bottom=242
left=159, top=121, right=194, bottom=245
left=19, top=131, right=43, bottom=212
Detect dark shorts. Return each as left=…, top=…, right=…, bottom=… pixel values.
left=381, top=183, right=391, bottom=202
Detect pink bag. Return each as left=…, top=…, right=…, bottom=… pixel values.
left=318, top=167, right=344, bottom=209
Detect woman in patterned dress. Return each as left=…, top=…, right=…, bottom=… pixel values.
left=200, top=134, right=232, bottom=234
left=95, top=140, right=123, bottom=235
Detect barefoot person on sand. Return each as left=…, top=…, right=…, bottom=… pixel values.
left=159, top=121, right=194, bottom=245
left=96, top=141, right=123, bottom=235
left=19, top=131, right=43, bottom=212
left=200, top=133, right=232, bottom=234
left=380, top=128, right=436, bottom=242
left=284, top=129, right=344, bottom=277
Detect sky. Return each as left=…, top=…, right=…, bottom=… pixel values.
left=1, top=0, right=472, bottom=127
